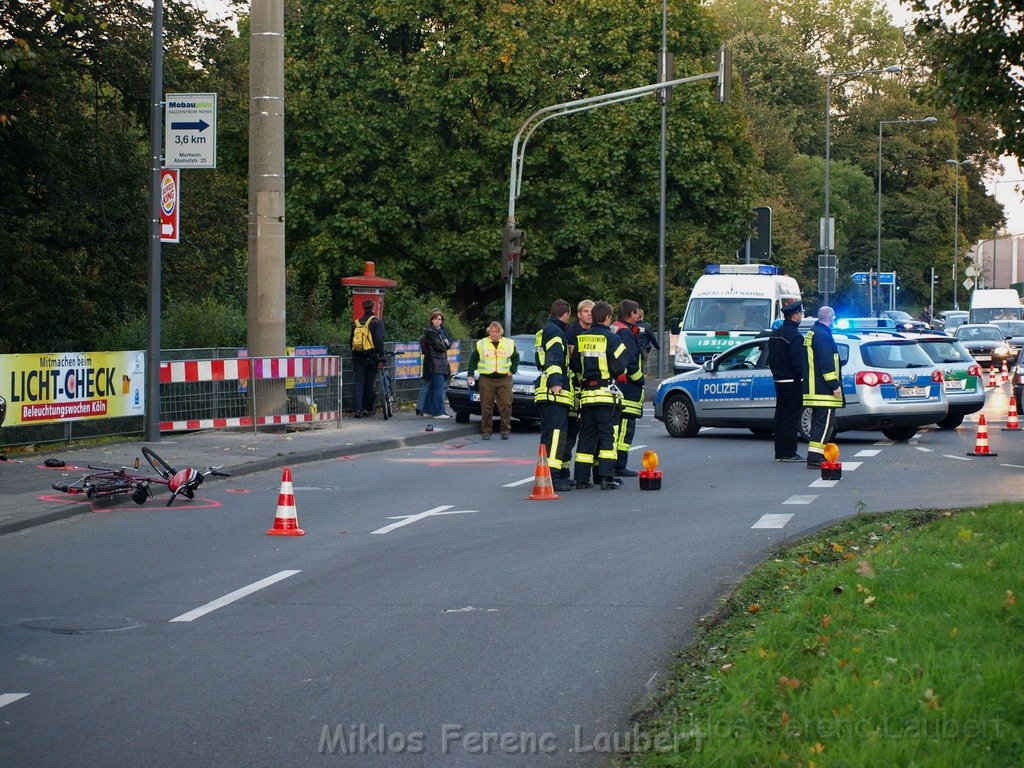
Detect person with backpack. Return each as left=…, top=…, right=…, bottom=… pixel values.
left=423, top=309, right=453, bottom=418
left=350, top=298, right=385, bottom=418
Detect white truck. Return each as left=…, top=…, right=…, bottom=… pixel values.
left=968, top=288, right=1022, bottom=324
left=672, top=264, right=801, bottom=374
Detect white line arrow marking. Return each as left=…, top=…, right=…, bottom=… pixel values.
left=371, top=505, right=477, bottom=534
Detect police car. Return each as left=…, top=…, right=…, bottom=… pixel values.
left=654, top=330, right=949, bottom=442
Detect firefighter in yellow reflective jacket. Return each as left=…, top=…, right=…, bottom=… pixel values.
left=467, top=321, right=519, bottom=439
left=610, top=300, right=645, bottom=479
left=803, top=306, right=844, bottom=469
left=571, top=301, right=627, bottom=490
left=534, top=300, right=576, bottom=491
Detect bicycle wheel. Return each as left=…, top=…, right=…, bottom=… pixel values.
left=85, top=477, right=133, bottom=499
left=142, top=446, right=178, bottom=479
left=52, top=477, right=89, bottom=494
left=378, top=368, right=393, bottom=420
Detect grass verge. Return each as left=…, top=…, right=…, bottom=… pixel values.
left=617, top=505, right=1024, bottom=767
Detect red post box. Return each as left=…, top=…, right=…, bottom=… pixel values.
left=339, top=262, right=397, bottom=321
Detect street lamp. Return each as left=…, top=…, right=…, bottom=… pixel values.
left=875, top=116, right=937, bottom=315
left=823, top=64, right=902, bottom=307
left=946, top=158, right=971, bottom=310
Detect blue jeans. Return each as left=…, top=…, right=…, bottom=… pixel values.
left=416, top=378, right=430, bottom=413
left=427, top=373, right=448, bottom=416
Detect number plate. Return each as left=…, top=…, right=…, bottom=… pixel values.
left=470, top=393, right=480, bottom=402
left=899, top=386, right=928, bottom=398
left=944, top=379, right=966, bottom=391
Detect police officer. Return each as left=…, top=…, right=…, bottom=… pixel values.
left=610, top=300, right=645, bottom=479
left=535, top=299, right=575, bottom=492
left=571, top=301, right=627, bottom=490
left=768, top=300, right=805, bottom=463
left=803, top=305, right=844, bottom=469
left=467, top=321, right=519, bottom=440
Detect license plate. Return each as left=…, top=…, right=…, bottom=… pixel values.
left=899, top=386, right=927, bottom=398
left=975, top=355, right=991, bottom=362
left=944, top=379, right=966, bottom=391
left=470, top=393, right=480, bottom=402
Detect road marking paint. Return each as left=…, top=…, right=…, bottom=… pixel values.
left=841, top=461, right=862, bottom=470
left=371, top=505, right=476, bottom=535
left=915, top=446, right=933, bottom=452
left=752, top=513, right=794, bottom=528
left=0, top=693, right=29, bottom=709
left=855, top=449, right=882, bottom=457
left=782, top=495, right=817, bottom=505
left=169, top=570, right=301, bottom=623
left=809, top=478, right=839, bottom=488
left=503, top=476, right=536, bottom=487
left=943, top=455, right=972, bottom=461
left=1001, top=464, right=1024, bottom=469
left=874, top=439, right=894, bottom=446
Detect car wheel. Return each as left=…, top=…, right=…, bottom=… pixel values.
left=663, top=395, right=699, bottom=437
left=936, top=413, right=964, bottom=430
left=799, top=407, right=837, bottom=443
left=748, top=426, right=773, bottom=436
left=882, top=425, right=919, bottom=441
left=454, top=411, right=470, bottom=424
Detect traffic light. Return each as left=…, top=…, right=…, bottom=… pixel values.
left=933, top=273, right=940, bottom=286
left=501, top=225, right=525, bottom=279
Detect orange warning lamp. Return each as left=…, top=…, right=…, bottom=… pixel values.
left=639, top=450, right=662, bottom=490
left=821, top=442, right=842, bottom=481
left=824, top=443, right=839, bottom=463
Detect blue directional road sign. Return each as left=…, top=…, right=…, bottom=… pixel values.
left=878, top=272, right=895, bottom=285
left=851, top=272, right=868, bottom=284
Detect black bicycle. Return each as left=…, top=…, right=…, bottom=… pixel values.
left=377, top=353, right=395, bottom=420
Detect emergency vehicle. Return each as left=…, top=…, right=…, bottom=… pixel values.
left=672, top=264, right=801, bottom=373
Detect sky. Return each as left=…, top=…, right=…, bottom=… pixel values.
left=190, top=0, right=1024, bottom=237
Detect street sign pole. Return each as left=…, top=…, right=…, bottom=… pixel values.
left=145, top=0, right=164, bottom=443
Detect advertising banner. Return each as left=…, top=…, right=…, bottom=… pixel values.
left=0, top=351, right=146, bottom=427
left=160, top=168, right=180, bottom=243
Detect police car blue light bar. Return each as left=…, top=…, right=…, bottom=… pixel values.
left=706, top=264, right=782, bottom=276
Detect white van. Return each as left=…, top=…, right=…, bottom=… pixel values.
left=968, top=288, right=1022, bottom=324
left=672, top=264, right=801, bottom=373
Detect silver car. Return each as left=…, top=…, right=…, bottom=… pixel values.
left=910, top=334, right=986, bottom=429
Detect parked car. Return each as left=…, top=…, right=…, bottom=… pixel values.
left=953, top=324, right=1015, bottom=371
left=990, top=320, right=1024, bottom=354
left=653, top=330, right=948, bottom=442
left=882, top=310, right=930, bottom=333
left=933, top=310, right=968, bottom=332
left=910, top=334, right=986, bottom=429
left=1013, top=348, right=1024, bottom=408
left=446, top=334, right=541, bottom=423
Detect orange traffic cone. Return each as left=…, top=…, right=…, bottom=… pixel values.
left=967, top=414, right=998, bottom=457
left=267, top=467, right=306, bottom=535
left=526, top=443, right=562, bottom=500
left=1003, top=395, right=1021, bottom=431
left=988, top=365, right=998, bottom=388
left=1002, top=361, right=1010, bottom=383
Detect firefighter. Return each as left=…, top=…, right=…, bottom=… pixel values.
left=565, top=299, right=594, bottom=478
left=803, top=305, right=844, bottom=469
left=571, top=301, right=627, bottom=490
left=610, top=300, right=645, bottom=478
left=534, top=299, right=575, bottom=492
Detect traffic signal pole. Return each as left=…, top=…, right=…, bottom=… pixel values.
left=502, top=60, right=728, bottom=334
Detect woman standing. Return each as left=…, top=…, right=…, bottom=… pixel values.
left=423, top=310, right=452, bottom=417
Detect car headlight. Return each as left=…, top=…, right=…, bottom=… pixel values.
left=674, top=349, right=692, bottom=365
left=448, top=378, right=468, bottom=390
left=512, top=383, right=536, bottom=395
left=995, top=345, right=1010, bottom=356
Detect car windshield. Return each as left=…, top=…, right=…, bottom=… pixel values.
left=972, top=307, right=1023, bottom=323
left=682, top=298, right=770, bottom=332
left=859, top=341, right=935, bottom=369
left=993, top=321, right=1024, bottom=337
left=956, top=326, right=1004, bottom=342
left=511, top=336, right=539, bottom=367
left=917, top=339, right=972, bottom=364
left=886, top=311, right=913, bottom=321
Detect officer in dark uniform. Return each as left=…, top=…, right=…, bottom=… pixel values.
left=571, top=301, right=627, bottom=489
left=534, top=299, right=575, bottom=492
left=803, top=306, right=844, bottom=469
left=767, top=300, right=805, bottom=462
left=610, top=300, right=645, bottom=479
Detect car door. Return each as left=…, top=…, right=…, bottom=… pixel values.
left=695, top=340, right=765, bottom=423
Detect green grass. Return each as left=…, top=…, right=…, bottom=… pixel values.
left=619, top=506, right=1024, bottom=767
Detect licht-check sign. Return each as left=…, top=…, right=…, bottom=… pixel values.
left=164, top=93, right=217, bottom=169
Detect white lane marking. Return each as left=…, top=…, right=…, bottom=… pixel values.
left=915, top=446, right=933, bottom=452
left=1001, top=464, right=1024, bottom=469
left=169, top=570, right=301, bottom=623
left=809, top=478, right=840, bottom=488
left=503, top=477, right=535, bottom=487
left=783, top=495, right=817, bottom=505
left=943, top=455, right=973, bottom=461
left=0, top=693, right=29, bottom=709
left=874, top=439, right=894, bottom=446
left=752, top=513, right=794, bottom=529
left=855, top=449, right=882, bottom=457
left=629, top=444, right=647, bottom=452
left=371, top=505, right=476, bottom=535
left=841, top=461, right=862, bottom=470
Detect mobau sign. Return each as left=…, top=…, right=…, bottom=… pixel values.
left=164, top=93, right=217, bottom=168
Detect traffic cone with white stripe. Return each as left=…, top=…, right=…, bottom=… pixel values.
left=967, top=414, right=998, bottom=457
left=988, top=365, right=998, bottom=388
left=1003, top=396, right=1021, bottom=431
left=1002, top=361, right=1010, bottom=383
left=526, top=443, right=561, bottom=500
left=267, top=467, right=306, bottom=535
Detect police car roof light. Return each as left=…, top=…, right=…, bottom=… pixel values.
left=705, top=264, right=782, bottom=276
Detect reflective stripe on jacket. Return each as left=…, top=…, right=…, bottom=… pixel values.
left=572, top=324, right=627, bottom=407
left=803, top=325, right=844, bottom=408
left=610, top=320, right=645, bottom=416
left=534, top=317, right=574, bottom=407
left=474, top=337, right=515, bottom=375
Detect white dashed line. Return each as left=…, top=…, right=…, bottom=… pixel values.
left=809, top=478, right=840, bottom=488
left=1001, top=464, right=1024, bottom=469
left=841, top=461, right=862, bottom=470
left=782, top=495, right=817, bottom=505
left=943, top=455, right=973, bottom=461
left=874, top=439, right=895, bottom=446
left=915, top=446, right=933, bottom=452
left=170, top=570, right=301, bottom=623
left=855, top=449, right=882, bottom=457
left=752, top=513, right=794, bottom=529
left=503, top=477, right=536, bottom=487
left=0, top=693, right=29, bottom=709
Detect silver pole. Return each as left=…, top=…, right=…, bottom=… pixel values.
left=823, top=73, right=832, bottom=307
left=876, top=120, right=883, bottom=316
left=144, top=0, right=164, bottom=442
left=656, top=0, right=668, bottom=379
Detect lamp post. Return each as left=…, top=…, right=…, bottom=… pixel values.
left=875, top=116, right=937, bottom=315
left=823, top=64, right=901, bottom=307
left=946, top=158, right=971, bottom=310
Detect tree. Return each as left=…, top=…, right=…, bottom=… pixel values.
left=911, top=0, right=1024, bottom=157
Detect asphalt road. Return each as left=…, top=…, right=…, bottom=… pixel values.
left=2, top=390, right=1023, bottom=767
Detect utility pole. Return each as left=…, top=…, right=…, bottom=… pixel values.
left=144, top=0, right=164, bottom=442
left=248, top=0, right=287, bottom=415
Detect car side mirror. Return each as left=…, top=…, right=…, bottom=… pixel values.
left=703, top=360, right=714, bottom=372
